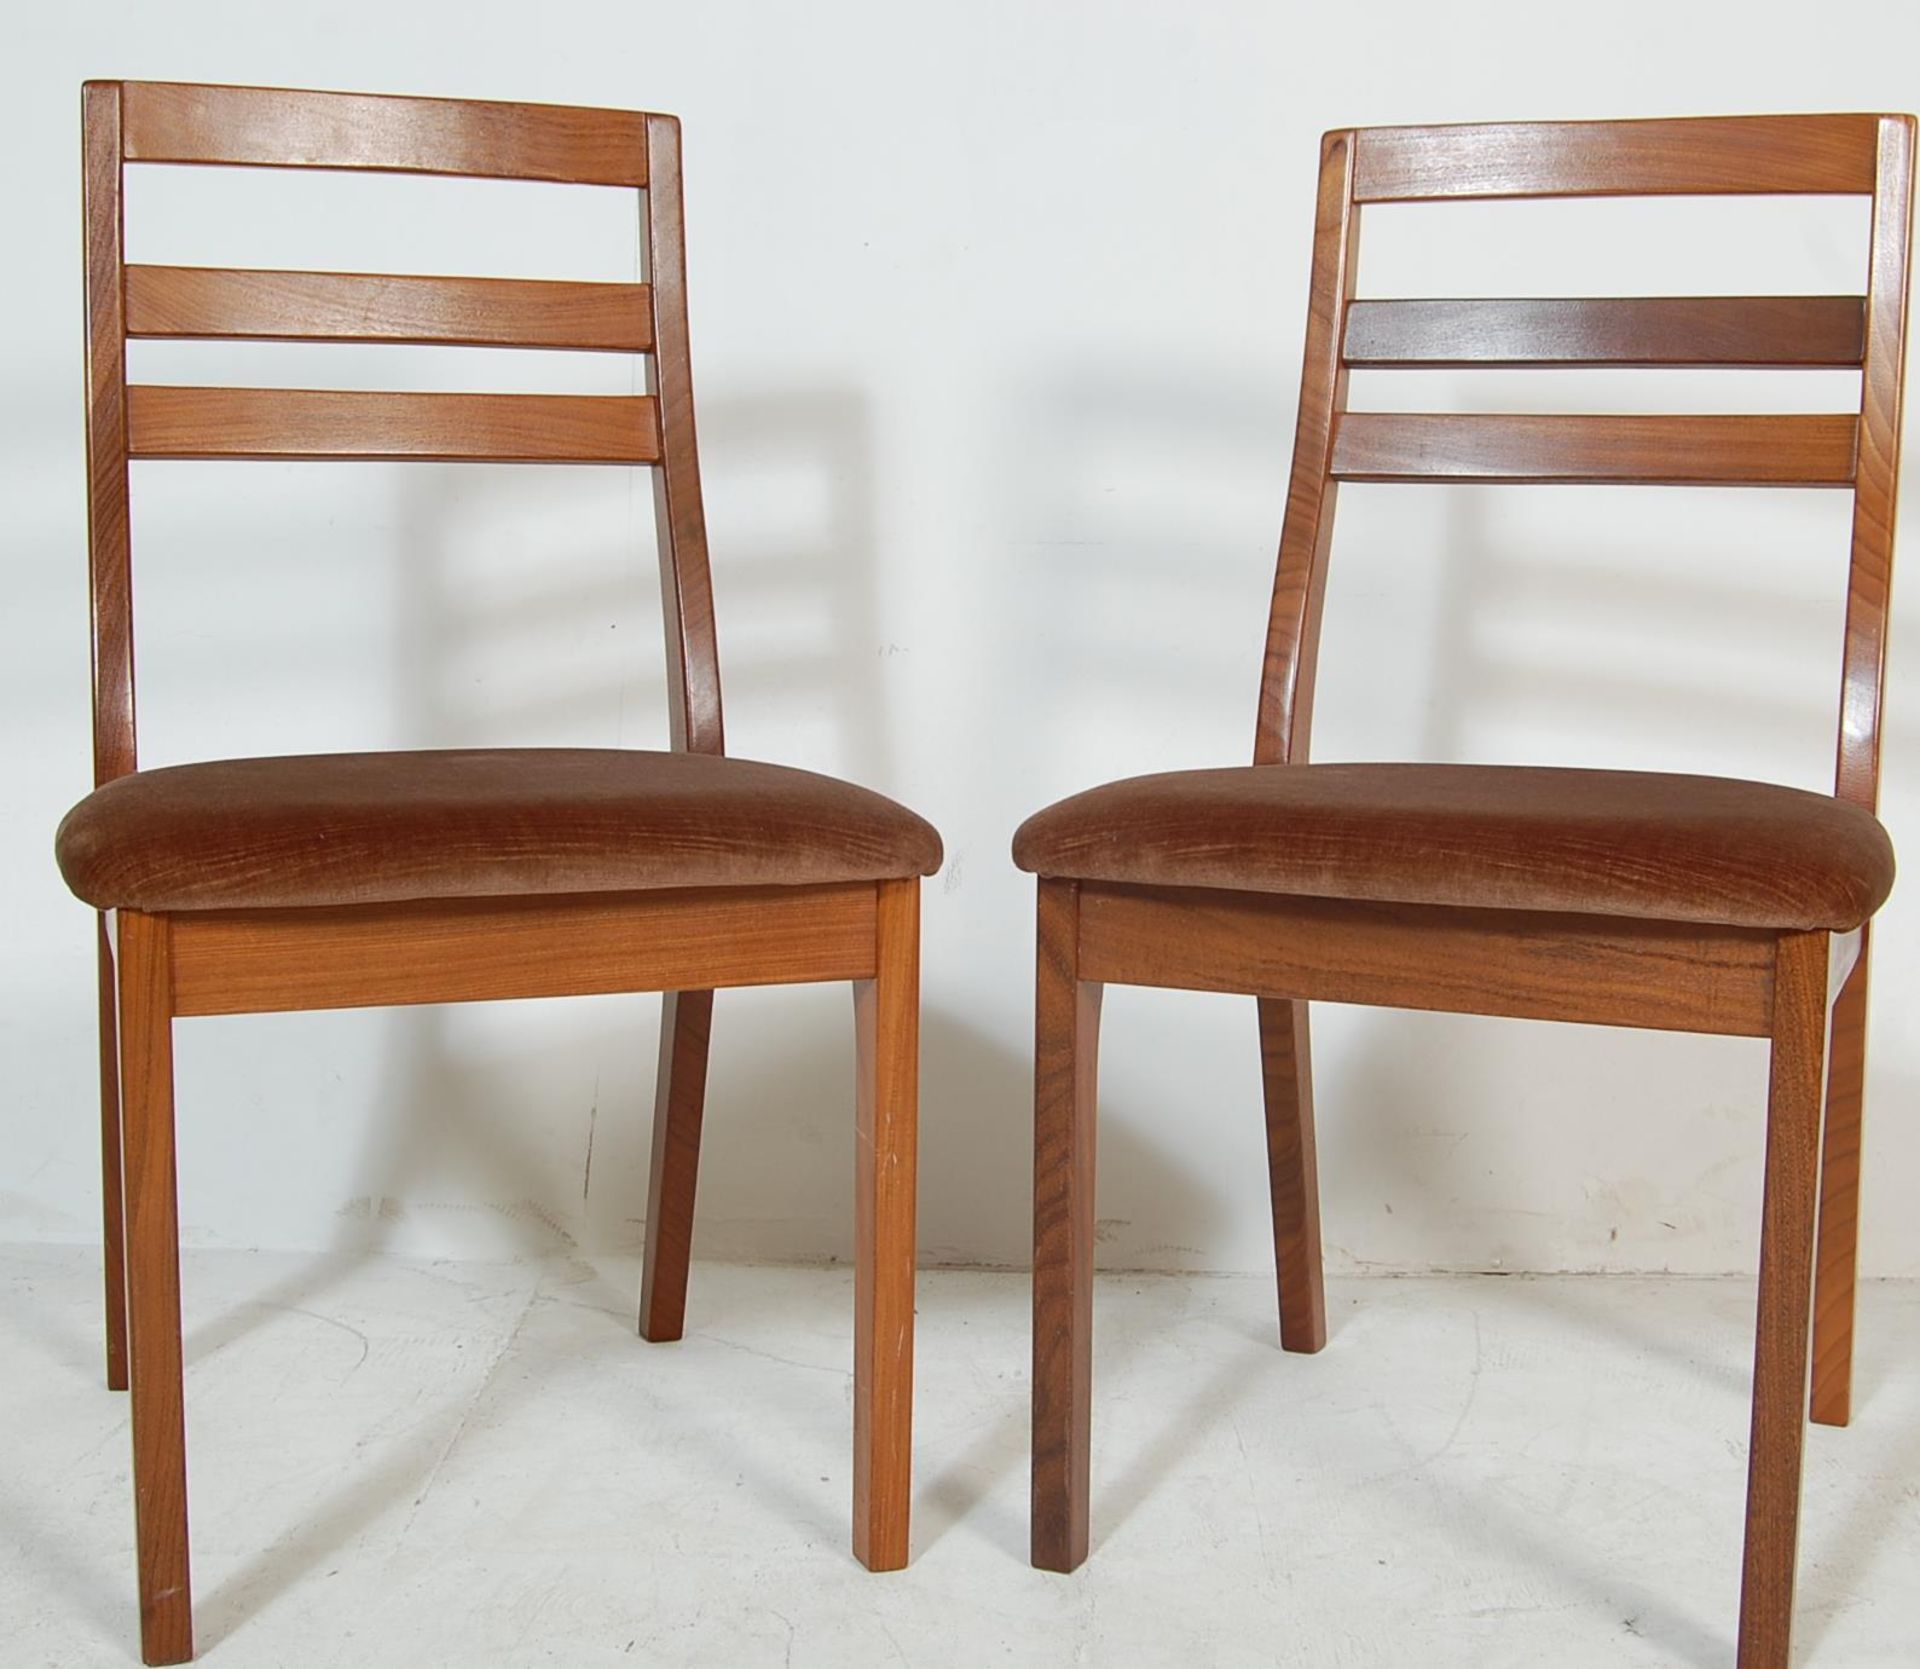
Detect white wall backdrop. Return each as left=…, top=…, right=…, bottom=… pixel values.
left=5, top=1, right=1919, bottom=1279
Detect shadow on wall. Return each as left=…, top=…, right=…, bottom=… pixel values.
left=1324, top=485, right=1842, bottom=1279
left=307, top=369, right=1239, bottom=1288
left=989, top=353, right=1863, bottom=1281
left=955, top=360, right=1289, bottom=1276
left=991, top=360, right=1285, bottom=788
left=301, top=387, right=929, bottom=1275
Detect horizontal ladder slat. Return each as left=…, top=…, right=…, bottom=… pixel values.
left=126, top=387, right=661, bottom=463
left=119, top=81, right=649, bottom=185
left=1352, top=116, right=1880, bottom=202
left=1329, top=412, right=1858, bottom=485
left=1343, top=297, right=1867, bottom=368
left=125, top=267, right=654, bottom=351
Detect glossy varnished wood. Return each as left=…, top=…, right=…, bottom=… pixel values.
left=637, top=989, right=713, bottom=1343
left=125, top=387, right=662, bottom=464
left=1077, top=885, right=1777, bottom=1037
left=1816, top=115, right=1916, bottom=1429
left=637, top=126, right=741, bottom=1352
left=125, top=266, right=654, bottom=351
left=630, top=115, right=729, bottom=1369
left=167, top=885, right=878, bottom=1016
left=1031, top=879, right=1101, bottom=1572
left=1258, top=995, right=1325, bottom=1352
left=1739, top=931, right=1832, bottom=1669
left=1811, top=942, right=1869, bottom=1424
left=1835, top=117, right=1916, bottom=807
left=117, top=911, right=190, bottom=1666
left=82, top=77, right=136, bottom=1411
left=1031, top=115, right=1913, bottom=1668
left=77, top=87, right=931, bottom=1656
left=96, top=917, right=128, bottom=1390
left=119, top=80, right=649, bottom=184
left=83, top=82, right=135, bottom=788
left=1352, top=114, right=1880, bottom=202
left=1328, top=412, right=1859, bottom=486
left=642, top=113, right=725, bottom=757
left=1342, top=296, right=1867, bottom=368
left=852, top=879, right=919, bottom=1571
left=1254, top=128, right=1359, bottom=768
left=1243, top=131, right=1359, bottom=1364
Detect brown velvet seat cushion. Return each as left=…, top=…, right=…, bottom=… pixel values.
left=58, top=748, right=943, bottom=912
left=1012, top=763, right=1894, bottom=931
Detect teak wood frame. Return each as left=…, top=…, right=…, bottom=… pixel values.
left=81, top=83, right=918, bottom=1666
left=1030, top=114, right=1913, bottom=1669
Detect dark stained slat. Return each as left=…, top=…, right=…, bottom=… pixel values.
left=1343, top=296, right=1867, bottom=367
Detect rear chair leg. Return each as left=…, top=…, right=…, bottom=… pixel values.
left=1258, top=996, right=1326, bottom=1353
left=639, top=990, right=714, bottom=1342
left=1810, top=937, right=1869, bottom=1426
left=1737, top=930, right=1830, bottom=1669
left=1032, top=878, right=1101, bottom=1573
left=118, top=910, right=192, bottom=1666
left=99, top=913, right=129, bottom=1391
left=852, top=879, right=919, bottom=1570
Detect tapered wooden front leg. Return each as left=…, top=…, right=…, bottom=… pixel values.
left=1032, top=879, right=1101, bottom=1573
left=1258, top=996, right=1326, bottom=1353
left=852, top=879, right=918, bottom=1570
left=639, top=989, right=714, bottom=1342
left=1810, top=934, right=1869, bottom=1427
left=118, top=910, right=192, bottom=1666
left=1738, top=930, right=1830, bottom=1669
left=99, top=913, right=130, bottom=1391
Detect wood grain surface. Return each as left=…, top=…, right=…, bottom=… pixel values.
left=125, top=266, right=654, bottom=351
left=1342, top=296, right=1866, bottom=368
left=124, top=387, right=662, bottom=464
left=1353, top=115, right=1879, bottom=202
left=852, top=880, right=920, bottom=1572
left=120, top=80, right=649, bottom=184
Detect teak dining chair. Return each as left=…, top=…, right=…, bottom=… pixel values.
left=1015, top=114, right=1912, bottom=1667
left=57, top=81, right=938, bottom=1666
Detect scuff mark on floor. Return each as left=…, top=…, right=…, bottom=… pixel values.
left=583, top=1076, right=600, bottom=1202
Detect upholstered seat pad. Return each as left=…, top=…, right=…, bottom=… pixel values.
left=1012, top=763, right=1893, bottom=931
left=58, top=748, right=943, bottom=912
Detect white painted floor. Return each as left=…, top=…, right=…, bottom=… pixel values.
left=2, top=1247, right=1915, bottom=1667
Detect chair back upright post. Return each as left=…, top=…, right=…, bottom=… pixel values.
left=1840, top=120, right=1915, bottom=811
left=640, top=112, right=723, bottom=754
left=1252, top=128, right=1359, bottom=768
left=1252, top=113, right=1916, bottom=818
left=82, top=82, right=136, bottom=790
left=79, top=79, right=726, bottom=788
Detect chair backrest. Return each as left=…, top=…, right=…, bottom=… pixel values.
left=1253, top=114, right=1916, bottom=813
left=81, top=80, right=723, bottom=790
